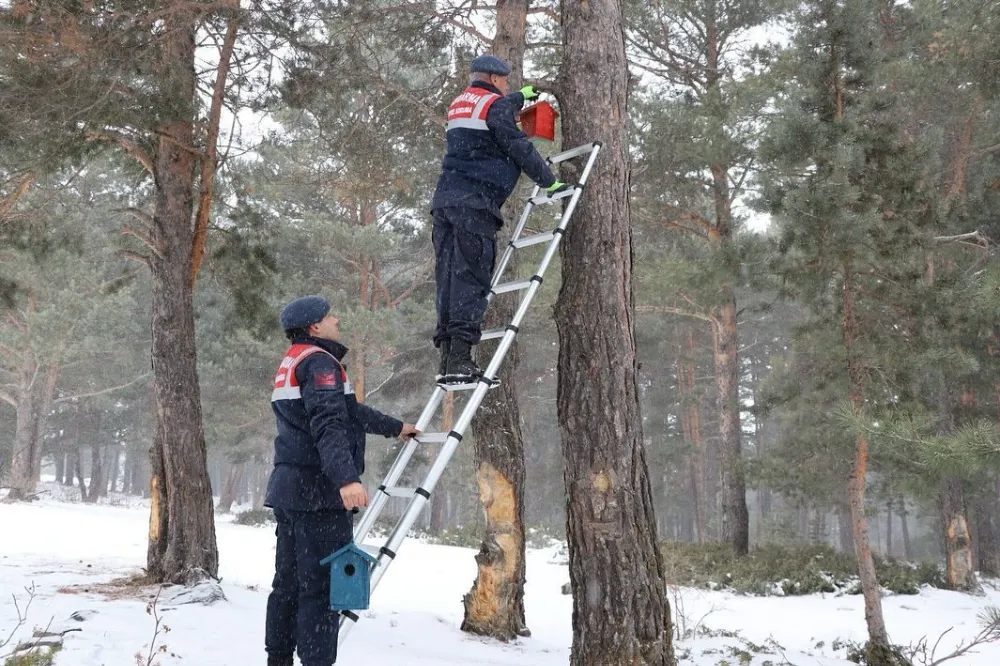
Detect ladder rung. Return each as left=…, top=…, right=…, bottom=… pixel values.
left=491, top=279, right=532, bottom=295
left=512, top=231, right=556, bottom=249
left=415, top=432, right=449, bottom=443
left=437, top=378, right=500, bottom=392
left=382, top=487, right=416, bottom=498
left=480, top=328, right=506, bottom=340
left=547, top=141, right=600, bottom=164
left=359, top=544, right=380, bottom=558
left=530, top=188, right=576, bottom=205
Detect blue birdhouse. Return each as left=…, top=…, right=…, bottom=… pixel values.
left=320, top=542, right=378, bottom=611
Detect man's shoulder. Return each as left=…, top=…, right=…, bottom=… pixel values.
left=487, top=93, right=518, bottom=115
left=295, top=350, right=343, bottom=386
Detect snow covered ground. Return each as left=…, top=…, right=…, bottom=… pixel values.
left=1, top=493, right=999, bottom=666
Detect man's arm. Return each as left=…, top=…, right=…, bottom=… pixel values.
left=486, top=95, right=558, bottom=188
left=354, top=402, right=404, bottom=439
left=299, top=354, right=361, bottom=489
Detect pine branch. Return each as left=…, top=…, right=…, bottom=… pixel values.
left=933, top=230, right=988, bottom=249
left=120, top=250, right=153, bottom=267
left=53, top=373, right=151, bottom=404
left=0, top=172, right=35, bottom=223
left=192, top=13, right=242, bottom=286
left=636, top=304, right=714, bottom=323
left=907, top=605, right=1000, bottom=666
left=0, top=388, right=16, bottom=408
left=121, top=225, right=163, bottom=260
left=117, top=208, right=154, bottom=228
left=86, top=130, right=154, bottom=174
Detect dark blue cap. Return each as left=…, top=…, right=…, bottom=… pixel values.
left=280, top=295, right=330, bottom=331
left=470, top=54, right=511, bottom=77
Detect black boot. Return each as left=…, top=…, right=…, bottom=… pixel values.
left=443, top=339, right=483, bottom=383
left=267, top=655, right=293, bottom=666
left=436, top=340, right=450, bottom=381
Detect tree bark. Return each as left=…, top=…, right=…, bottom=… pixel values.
left=843, top=268, right=892, bottom=660
left=712, top=299, right=748, bottom=555
left=678, top=329, right=706, bottom=543
left=217, top=460, right=246, bottom=513
left=7, top=360, right=39, bottom=500
left=8, top=358, right=57, bottom=500
left=898, top=497, right=912, bottom=560
left=108, top=446, right=121, bottom=494
left=555, top=0, right=675, bottom=661
left=885, top=500, right=893, bottom=557
left=972, top=488, right=1000, bottom=577
left=74, top=446, right=88, bottom=501
left=53, top=453, right=65, bottom=488
left=838, top=503, right=855, bottom=554
left=461, top=0, right=531, bottom=642
left=85, top=443, right=104, bottom=504
left=938, top=476, right=981, bottom=592
left=28, top=364, right=58, bottom=486
left=145, top=10, right=218, bottom=583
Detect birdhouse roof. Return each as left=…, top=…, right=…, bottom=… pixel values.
left=320, top=542, right=379, bottom=567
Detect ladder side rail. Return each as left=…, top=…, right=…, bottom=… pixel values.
left=352, top=387, right=446, bottom=542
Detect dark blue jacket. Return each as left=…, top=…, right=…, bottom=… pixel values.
left=431, top=81, right=557, bottom=224
left=264, top=336, right=403, bottom=512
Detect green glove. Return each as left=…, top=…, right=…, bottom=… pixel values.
left=520, top=85, right=540, bottom=100
left=545, top=180, right=570, bottom=194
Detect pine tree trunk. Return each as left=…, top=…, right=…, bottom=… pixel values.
left=885, top=500, right=893, bottom=557
left=679, top=329, right=707, bottom=544
left=898, top=497, right=912, bottom=560
left=217, top=461, right=245, bottom=514
left=74, top=447, right=88, bottom=501
left=8, top=370, right=38, bottom=500
left=750, top=351, right=770, bottom=544
left=460, top=0, right=531, bottom=641
left=555, top=0, right=674, bottom=660
left=429, top=483, right=448, bottom=534
left=53, top=453, right=65, bottom=488
left=145, top=9, right=218, bottom=584
left=705, top=18, right=749, bottom=555
left=837, top=504, right=853, bottom=553
left=973, top=489, right=1000, bottom=577
left=85, top=444, right=104, bottom=504
left=252, top=462, right=267, bottom=510
left=938, top=476, right=981, bottom=592
left=713, top=300, right=749, bottom=555
left=843, top=268, right=893, bottom=661
left=28, top=365, right=58, bottom=486
left=108, top=447, right=121, bottom=494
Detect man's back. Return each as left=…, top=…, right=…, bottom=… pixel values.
left=432, top=81, right=556, bottom=221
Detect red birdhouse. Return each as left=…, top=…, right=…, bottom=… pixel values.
left=520, top=101, right=559, bottom=141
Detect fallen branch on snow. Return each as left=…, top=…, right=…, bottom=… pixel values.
left=906, top=605, right=1000, bottom=666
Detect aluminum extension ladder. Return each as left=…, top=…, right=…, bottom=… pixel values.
left=338, top=140, right=601, bottom=644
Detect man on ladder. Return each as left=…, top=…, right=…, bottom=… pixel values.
left=431, top=54, right=571, bottom=384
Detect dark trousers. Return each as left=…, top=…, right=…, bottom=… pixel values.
left=432, top=207, right=498, bottom=346
left=265, top=508, right=353, bottom=666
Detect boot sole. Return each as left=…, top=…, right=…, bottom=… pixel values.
left=437, top=374, right=502, bottom=388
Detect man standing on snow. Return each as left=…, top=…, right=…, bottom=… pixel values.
left=264, top=295, right=418, bottom=666
left=431, top=54, right=570, bottom=383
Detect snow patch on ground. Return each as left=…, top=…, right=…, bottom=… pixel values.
left=1, top=496, right=998, bottom=665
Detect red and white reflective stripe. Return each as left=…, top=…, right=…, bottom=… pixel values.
left=446, top=88, right=499, bottom=132
left=271, top=345, right=324, bottom=401
left=271, top=345, right=353, bottom=402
